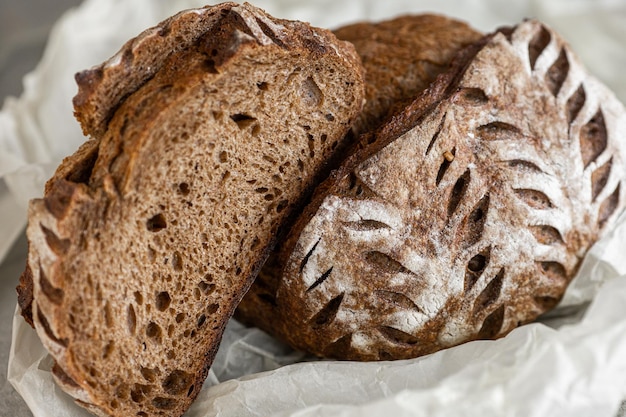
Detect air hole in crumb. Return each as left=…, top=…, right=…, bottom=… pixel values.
left=130, top=383, right=152, bottom=404
left=301, top=76, right=323, bottom=107
left=178, top=182, right=190, bottom=196
left=230, top=113, right=257, bottom=130
left=207, top=303, right=219, bottom=314
left=198, top=281, right=216, bottom=294
left=172, top=252, right=183, bottom=272
left=152, top=397, right=177, bottom=410
left=257, top=81, right=268, bottom=90
left=104, top=301, right=113, bottom=328
left=162, top=370, right=193, bottom=396
left=203, top=58, right=218, bottom=74
left=219, top=151, right=228, bottom=163
left=146, top=322, right=162, bottom=342
left=147, top=214, right=166, bottom=232
left=140, top=367, right=158, bottom=382
left=175, top=313, right=185, bottom=323
left=197, top=314, right=206, bottom=327
left=102, top=341, right=114, bottom=359
left=325, top=114, right=335, bottom=121
left=187, top=384, right=195, bottom=397
left=276, top=199, right=289, bottom=213
left=127, top=305, right=136, bottom=335
left=155, top=292, right=171, bottom=311
left=255, top=187, right=269, bottom=193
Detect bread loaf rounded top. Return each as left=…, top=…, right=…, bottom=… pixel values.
left=237, top=19, right=626, bottom=361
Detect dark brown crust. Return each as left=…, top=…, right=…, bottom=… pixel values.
left=16, top=140, right=99, bottom=327
left=16, top=263, right=34, bottom=327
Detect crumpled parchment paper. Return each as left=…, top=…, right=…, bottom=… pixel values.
left=4, top=0, right=626, bottom=416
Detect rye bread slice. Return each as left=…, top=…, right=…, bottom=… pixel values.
left=235, top=20, right=626, bottom=361
left=18, top=3, right=364, bottom=416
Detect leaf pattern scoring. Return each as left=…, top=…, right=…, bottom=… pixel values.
left=239, top=20, right=626, bottom=361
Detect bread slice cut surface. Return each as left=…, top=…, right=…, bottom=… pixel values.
left=21, top=3, right=364, bottom=416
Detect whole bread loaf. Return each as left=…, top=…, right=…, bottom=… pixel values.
left=17, top=3, right=364, bottom=416
left=237, top=13, right=482, bottom=331
left=235, top=19, right=626, bottom=361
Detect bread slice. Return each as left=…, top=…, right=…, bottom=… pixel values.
left=19, top=3, right=364, bottom=416
left=235, top=20, right=626, bottom=361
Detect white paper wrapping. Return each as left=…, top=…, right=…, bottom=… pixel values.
left=3, top=0, right=626, bottom=416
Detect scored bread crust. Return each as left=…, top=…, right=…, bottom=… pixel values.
left=236, top=20, right=626, bottom=361
left=236, top=13, right=482, bottom=335
left=19, top=3, right=364, bottom=416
